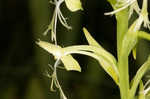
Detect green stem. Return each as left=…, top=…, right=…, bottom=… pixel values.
left=116, top=9, right=130, bottom=99
left=118, top=54, right=129, bottom=99
left=116, top=9, right=129, bottom=56
left=138, top=31, right=150, bottom=41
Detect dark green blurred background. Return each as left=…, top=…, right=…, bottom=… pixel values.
left=0, top=0, right=150, bottom=99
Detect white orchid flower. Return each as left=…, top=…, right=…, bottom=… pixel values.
left=105, top=0, right=136, bottom=15
left=37, top=28, right=119, bottom=86
left=129, top=1, right=141, bottom=19
left=44, top=0, right=72, bottom=45
left=44, top=0, right=83, bottom=45
left=37, top=28, right=119, bottom=99
left=134, top=0, right=150, bottom=31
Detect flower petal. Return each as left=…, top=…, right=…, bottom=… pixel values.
left=36, top=40, right=62, bottom=58
left=36, top=40, right=81, bottom=72
left=61, top=55, right=81, bottom=72
left=65, top=0, right=83, bottom=12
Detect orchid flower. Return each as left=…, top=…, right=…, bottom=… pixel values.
left=44, top=0, right=71, bottom=45
left=133, top=0, right=150, bottom=31
left=37, top=28, right=119, bottom=86
left=105, top=0, right=136, bottom=15
left=129, top=0, right=140, bottom=19
left=43, top=0, right=83, bottom=45
left=37, top=28, right=119, bottom=99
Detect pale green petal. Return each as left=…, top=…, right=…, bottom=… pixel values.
left=36, top=40, right=81, bottom=72
left=61, top=55, right=81, bottom=72
left=65, top=0, right=83, bottom=12
left=36, top=40, right=62, bottom=58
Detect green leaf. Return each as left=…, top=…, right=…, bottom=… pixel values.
left=121, top=21, right=138, bottom=56
left=83, top=28, right=102, bottom=47
left=138, top=31, right=150, bottom=41
left=138, top=81, right=145, bottom=99
left=130, top=56, right=150, bottom=98
left=121, top=32, right=137, bottom=56
left=65, top=0, right=83, bottom=12
left=80, top=28, right=119, bottom=85
left=122, top=23, right=150, bottom=58
left=83, top=28, right=117, bottom=66
left=64, top=45, right=119, bottom=85
left=96, top=53, right=119, bottom=84
left=36, top=40, right=81, bottom=72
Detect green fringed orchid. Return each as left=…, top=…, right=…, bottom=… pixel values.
left=44, top=0, right=83, bottom=44
left=36, top=40, right=81, bottom=72
left=36, top=28, right=119, bottom=85
left=105, top=0, right=136, bottom=15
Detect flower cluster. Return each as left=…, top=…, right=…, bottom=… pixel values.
left=38, top=0, right=83, bottom=99
left=36, top=0, right=150, bottom=99
left=105, top=0, right=150, bottom=31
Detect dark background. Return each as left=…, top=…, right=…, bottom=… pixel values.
left=0, top=0, right=150, bottom=99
